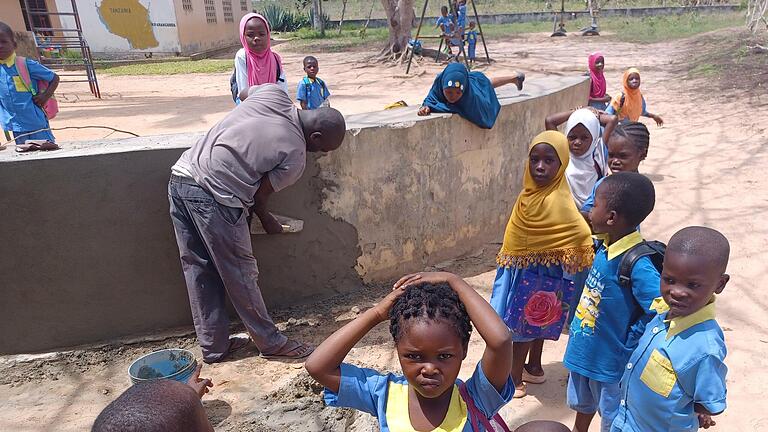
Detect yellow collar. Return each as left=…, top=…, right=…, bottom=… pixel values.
left=1, top=52, right=16, bottom=67
left=649, top=297, right=670, bottom=314
left=594, top=230, right=644, bottom=261
left=385, top=381, right=467, bottom=432
left=664, top=298, right=717, bottom=339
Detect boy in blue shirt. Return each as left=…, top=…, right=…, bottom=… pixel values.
left=435, top=6, right=454, bottom=54
left=0, top=22, right=59, bottom=145
left=456, top=0, right=468, bottom=33
left=296, top=56, right=329, bottom=110
left=564, top=172, right=661, bottom=432
left=465, top=21, right=479, bottom=65
left=611, top=226, right=729, bottom=432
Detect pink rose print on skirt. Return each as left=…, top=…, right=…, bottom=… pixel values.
left=524, top=291, right=563, bottom=327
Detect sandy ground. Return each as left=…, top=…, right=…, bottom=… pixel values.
left=1, top=29, right=767, bottom=431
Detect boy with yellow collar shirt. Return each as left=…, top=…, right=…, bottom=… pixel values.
left=611, top=226, right=729, bottom=432
left=564, top=172, right=662, bottom=432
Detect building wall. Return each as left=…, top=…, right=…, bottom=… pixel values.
left=1, top=2, right=28, bottom=32
left=173, top=0, right=250, bottom=55
left=54, top=0, right=182, bottom=53
left=0, top=77, right=589, bottom=354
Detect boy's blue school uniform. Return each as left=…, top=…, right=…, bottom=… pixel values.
left=436, top=15, right=454, bottom=35
left=324, top=362, right=514, bottom=431
left=0, top=53, right=56, bottom=143
left=611, top=299, right=727, bottom=432
left=457, top=4, right=467, bottom=29
left=295, top=76, right=329, bottom=110
left=563, top=231, right=661, bottom=431
left=465, top=31, right=478, bottom=59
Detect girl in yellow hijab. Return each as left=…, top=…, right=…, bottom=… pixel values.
left=606, top=68, right=664, bottom=126
left=490, top=131, right=594, bottom=398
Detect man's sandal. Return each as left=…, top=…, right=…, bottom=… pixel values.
left=260, top=339, right=314, bottom=360
left=203, top=336, right=251, bottom=364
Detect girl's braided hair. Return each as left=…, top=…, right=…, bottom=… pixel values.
left=612, top=121, right=650, bottom=156
left=389, top=283, right=473, bottom=347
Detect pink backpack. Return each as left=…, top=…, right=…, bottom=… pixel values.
left=458, top=382, right=512, bottom=432
left=15, top=56, right=59, bottom=119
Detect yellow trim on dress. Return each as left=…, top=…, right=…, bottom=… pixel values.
left=1, top=52, right=17, bottom=67
left=385, top=381, right=468, bottom=432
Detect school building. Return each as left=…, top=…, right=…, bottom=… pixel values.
left=2, top=0, right=253, bottom=56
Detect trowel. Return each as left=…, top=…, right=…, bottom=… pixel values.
left=250, top=213, right=304, bottom=235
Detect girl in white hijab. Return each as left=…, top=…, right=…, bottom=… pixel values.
left=545, top=108, right=616, bottom=209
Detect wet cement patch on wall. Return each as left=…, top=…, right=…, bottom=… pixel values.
left=0, top=146, right=362, bottom=354
left=321, top=77, right=590, bottom=281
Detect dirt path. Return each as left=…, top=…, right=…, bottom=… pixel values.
left=1, top=30, right=767, bottom=431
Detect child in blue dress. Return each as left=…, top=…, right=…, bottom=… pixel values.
left=306, top=271, right=515, bottom=431
left=490, top=131, right=595, bottom=398
left=0, top=22, right=59, bottom=146
left=465, top=22, right=479, bottom=65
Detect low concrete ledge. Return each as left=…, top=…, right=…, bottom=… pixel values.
left=0, top=75, right=588, bottom=354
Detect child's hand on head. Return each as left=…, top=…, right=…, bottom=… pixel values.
left=373, top=284, right=409, bottom=322
left=393, top=272, right=457, bottom=290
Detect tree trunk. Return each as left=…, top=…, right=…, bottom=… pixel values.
left=312, top=0, right=325, bottom=35
left=339, top=0, right=349, bottom=34
left=380, top=0, right=415, bottom=59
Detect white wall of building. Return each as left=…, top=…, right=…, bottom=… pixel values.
left=55, top=0, right=181, bottom=53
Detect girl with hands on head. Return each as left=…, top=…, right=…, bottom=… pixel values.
left=305, top=271, right=514, bottom=431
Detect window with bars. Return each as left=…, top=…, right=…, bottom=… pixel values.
left=182, top=0, right=193, bottom=11
left=240, top=0, right=249, bottom=11
left=223, top=0, right=233, bottom=22
left=204, top=0, right=217, bottom=23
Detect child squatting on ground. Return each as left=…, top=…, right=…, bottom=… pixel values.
left=564, top=172, right=661, bottom=432
left=296, top=56, right=330, bottom=110
left=611, top=226, right=730, bottom=432
left=91, top=364, right=214, bottom=432
left=0, top=21, right=59, bottom=147
left=305, top=271, right=515, bottom=431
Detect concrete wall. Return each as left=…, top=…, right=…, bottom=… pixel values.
left=174, top=0, right=250, bottom=55
left=331, top=4, right=740, bottom=28
left=0, top=76, right=588, bottom=354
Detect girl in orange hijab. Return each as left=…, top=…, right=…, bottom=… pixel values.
left=606, top=68, right=664, bottom=126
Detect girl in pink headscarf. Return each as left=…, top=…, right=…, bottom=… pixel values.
left=233, top=13, right=287, bottom=102
left=587, top=52, right=610, bottom=111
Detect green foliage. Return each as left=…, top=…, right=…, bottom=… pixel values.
left=260, top=3, right=310, bottom=32
left=102, top=60, right=233, bottom=76
left=601, top=12, right=744, bottom=43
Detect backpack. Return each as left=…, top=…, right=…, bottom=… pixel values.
left=457, top=382, right=511, bottom=432
left=617, top=240, right=666, bottom=289
left=15, top=56, right=59, bottom=119
left=230, top=53, right=283, bottom=102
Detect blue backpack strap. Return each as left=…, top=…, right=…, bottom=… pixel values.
left=315, top=77, right=327, bottom=98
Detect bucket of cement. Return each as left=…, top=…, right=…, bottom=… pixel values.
left=128, top=349, right=197, bottom=385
